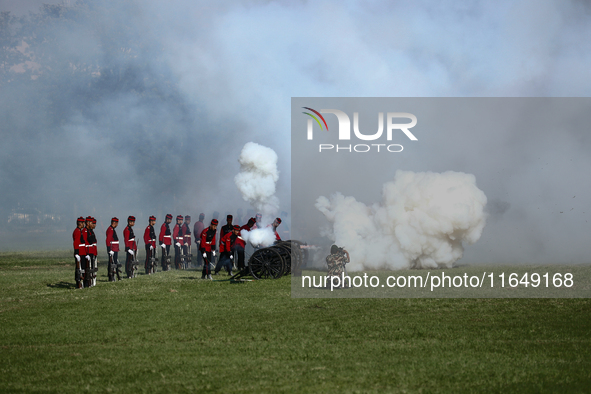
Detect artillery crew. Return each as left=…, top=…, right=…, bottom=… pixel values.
left=200, top=219, right=218, bottom=279
left=144, top=216, right=157, bottom=274
left=173, top=215, right=184, bottom=269
left=181, top=215, right=192, bottom=269
left=69, top=210, right=291, bottom=287
left=106, top=217, right=121, bottom=281
left=124, top=216, right=137, bottom=278
left=159, top=214, right=173, bottom=271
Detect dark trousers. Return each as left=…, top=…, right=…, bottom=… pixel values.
left=202, top=251, right=212, bottom=277
left=126, top=251, right=134, bottom=278
left=108, top=251, right=119, bottom=281
left=182, top=244, right=191, bottom=267
left=75, top=254, right=85, bottom=288
left=145, top=245, right=154, bottom=274
left=85, top=255, right=96, bottom=287
left=215, top=253, right=233, bottom=274
left=161, top=245, right=170, bottom=270
left=81, top=255, right=89, bottom=286
left=234, top=247, right=245, bottom=270
left=196, top=246, right=203, bottom=267
left=174, top=245, right=182, bottom=269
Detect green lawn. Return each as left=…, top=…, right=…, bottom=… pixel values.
left=0, top=252, right=590, bottom=393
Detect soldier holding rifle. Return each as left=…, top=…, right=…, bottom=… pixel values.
left=124, top=216, right=137, bottom=278
left=72, top=217, right=86, bottom=288
left=85, top=216, right=98, bottom=287
left=144, top=216, right=157, bottom=274
left=159, top=214, right=173, bottom=271
left=173, top=215, right=184, bottom=269
left=181, top=215, right=192, bottom=269
left=106, top=217, right=121, bottom=281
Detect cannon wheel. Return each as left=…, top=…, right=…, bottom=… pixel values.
left=273, top=242, right=293, bottom=275
left=249, top=248, right=285, bottom=279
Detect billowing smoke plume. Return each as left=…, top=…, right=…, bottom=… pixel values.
left=234, top=142, right=280, bottom=218
left=234, top=142, right=280, bottom=247
left=316, top=170, right=487, bottom=271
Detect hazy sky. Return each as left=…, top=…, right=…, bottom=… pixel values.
left=1, top=0, right=590, bottom=257
left=0, top=0, right=63, bottom=16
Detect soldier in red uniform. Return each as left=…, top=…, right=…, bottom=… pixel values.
left=159, top=214, right=173, bottom=271
left=172, top=215, right=184, bottom=269
left=200, top=219, right=218, bottom=279
left=73, top=217, right=86, bottom=288
left=267, top=218, right=282, bottom=242
left=214, top=215, right=234, bottom=275
left=219, top=215, right=233, bottom=249
left=215, top=223, right=241, bottom=276
left=106, top=217, right=121, bottom=281
left=81, top=218, right=90, bottom=286
left=85, top=216, right=98, bottom=287
left=231, top=225, right=247, bottom=272
left=241, top=217, right=255, bottom=232
left=124, top=216, right=137, bottom=278
left=144, top=216, right=157, bottom=274
left=193, top=213, right=205, bottom=268
left=181, top=215, right=192, bottom=269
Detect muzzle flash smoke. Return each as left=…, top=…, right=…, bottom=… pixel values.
left=234, top=142, right=280, bottom=248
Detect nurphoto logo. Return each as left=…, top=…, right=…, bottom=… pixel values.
left=302, top=107, right=418, bottom=153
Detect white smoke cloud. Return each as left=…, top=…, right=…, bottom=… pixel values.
left=240, top=227, right=276, bottom=248
left=316, top=170, right=487, bottom=271
left=234, top=142, right=280, bottom=221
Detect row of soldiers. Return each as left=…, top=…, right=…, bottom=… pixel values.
left=72, top=213, right=282, bottom=288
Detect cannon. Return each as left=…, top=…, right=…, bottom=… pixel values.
left=232, top=240, right=308, bottom=280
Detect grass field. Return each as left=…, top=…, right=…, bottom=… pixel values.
left=1, top=251, right=590, bottom=393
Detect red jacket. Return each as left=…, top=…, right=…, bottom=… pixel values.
left=159, top=223, right=172, bottom=245
left=106, top=225, right=120, bottom=252
left=73, top=227, right=86, bottom=255
left=181, top=223, right=192, bottom=246
left=219, top=231, right=230, bottom=253
left=267, top=224, right=281, bottom=241
left=232, top=231, right=246, bottom=250
left=87, top=228, right=98, bottom=256
left=173, top=224, right=184, bottom=246
left=123, top=225, right=137, bottom=251
left=144, top=225, right=156, bottom=248
left=200, top=227, right=217, bottom=252
left=82, top=227, right=96, bottom=256
left=219, top=224, right=233, bottom=251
